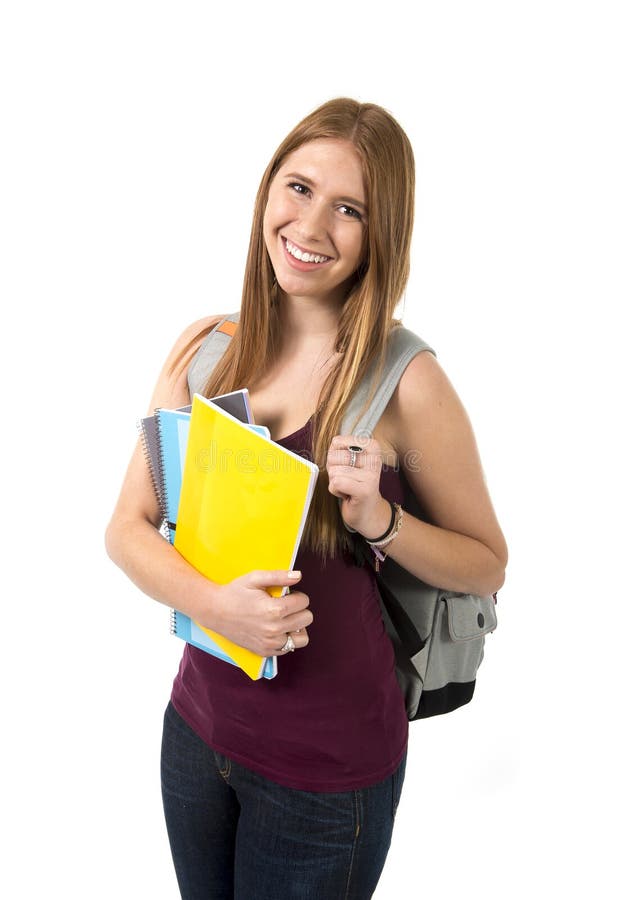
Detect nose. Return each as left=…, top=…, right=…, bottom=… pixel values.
left=295, top=199, right=329, bottom=245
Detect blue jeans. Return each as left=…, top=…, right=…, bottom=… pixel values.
left=161, top=701, right=406, bottom=899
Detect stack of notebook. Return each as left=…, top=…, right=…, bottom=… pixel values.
left=139, top=389, right=319, bottom=680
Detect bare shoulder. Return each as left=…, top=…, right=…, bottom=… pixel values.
left=398, top=347, right=450, bottom=398
left=147, top=313, right=227, bottom=413
left=387, top=349, right=469, bottom=454
left=165, top=313, right=226, bottom=369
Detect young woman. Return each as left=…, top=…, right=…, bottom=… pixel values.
left=106, top=98, right=507, bottom=899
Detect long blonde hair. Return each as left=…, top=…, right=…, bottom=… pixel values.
left=184, top=98, right=415, bottom=559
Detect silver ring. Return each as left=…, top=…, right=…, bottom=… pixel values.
left=280, top=633, right=295, bottom=653
left=348, top=444, right=363, bottom=468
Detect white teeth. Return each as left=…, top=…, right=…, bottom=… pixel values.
left=285, top=239, right=329, bottom=264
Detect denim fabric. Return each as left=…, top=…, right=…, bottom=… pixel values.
left=161, top=701, right=406, bottom=899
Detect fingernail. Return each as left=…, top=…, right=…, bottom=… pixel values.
left=288, top=570, right=301, bottom=578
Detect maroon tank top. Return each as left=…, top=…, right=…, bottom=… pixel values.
left=170, top=418, right=409, bottom=792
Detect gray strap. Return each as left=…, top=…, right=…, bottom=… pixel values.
left=340, top=326, right=435, bottom=439
left=187, top=311, right=241, bottom=397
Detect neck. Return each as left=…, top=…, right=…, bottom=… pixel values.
left=276, top=293, right=343, bottom=352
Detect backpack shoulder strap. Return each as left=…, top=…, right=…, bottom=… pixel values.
left=187, top=311, right=240, bottom=396
left=341, top=326, right=435, bottom=439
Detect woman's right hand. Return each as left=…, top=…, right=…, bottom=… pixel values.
left=205, top=570, right=312, bottom=657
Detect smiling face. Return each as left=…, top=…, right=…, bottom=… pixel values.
left=262, top=138, right=368, bottom=307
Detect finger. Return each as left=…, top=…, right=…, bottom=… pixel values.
left=327, top=473, right=373, bottom=498
left=327, top=480, right=346, bottom=499
left=276, top=590, right=311, bottom=615
left=245, top=569, right=302, bottom=589
left=274, top=629, right=310, bottom=653
left=281, top=608, right=314, bottom=631
left=331, top=436, right=378, bottom=458
left=330, top=434, right=370, bottom=448
left=327, top=448, right=382, bottom=471
left=327, top=447, right=363, bottom=467
left=327, top=458, right=368, bottom=476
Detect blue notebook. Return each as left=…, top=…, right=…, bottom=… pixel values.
left=154, top=407, right=192, bottom=544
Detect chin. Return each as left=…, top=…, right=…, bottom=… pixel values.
left=275, top=272, right=319, bottom=298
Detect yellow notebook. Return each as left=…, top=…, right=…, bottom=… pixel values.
left=174, top=393, right=319, bottom=679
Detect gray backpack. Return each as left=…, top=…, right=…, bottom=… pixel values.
left=188, top=312, right=498, bottom=720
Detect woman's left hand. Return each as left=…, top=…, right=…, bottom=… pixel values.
left=326, top=435, right=391, bottom=538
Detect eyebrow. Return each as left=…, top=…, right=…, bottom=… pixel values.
left=284, top=172, right=368, bottom=213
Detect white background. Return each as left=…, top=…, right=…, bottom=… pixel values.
left=1, top=1, right=627, bottom=897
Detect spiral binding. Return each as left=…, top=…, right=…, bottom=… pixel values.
left=169, top=607, right=177, bottom=635
left=137, top=417, right=161, bottom=505
left=153, top=408, right=173, bottom=541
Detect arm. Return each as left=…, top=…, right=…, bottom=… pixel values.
left=105, top=316, right=312, bottom=656
left=328, top=351, right=507, bottom=597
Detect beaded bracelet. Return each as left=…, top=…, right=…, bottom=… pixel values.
left=366, top=503, right=404, bottom=571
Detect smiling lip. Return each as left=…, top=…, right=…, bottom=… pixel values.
left=281, top=236, right=333, bottom=271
